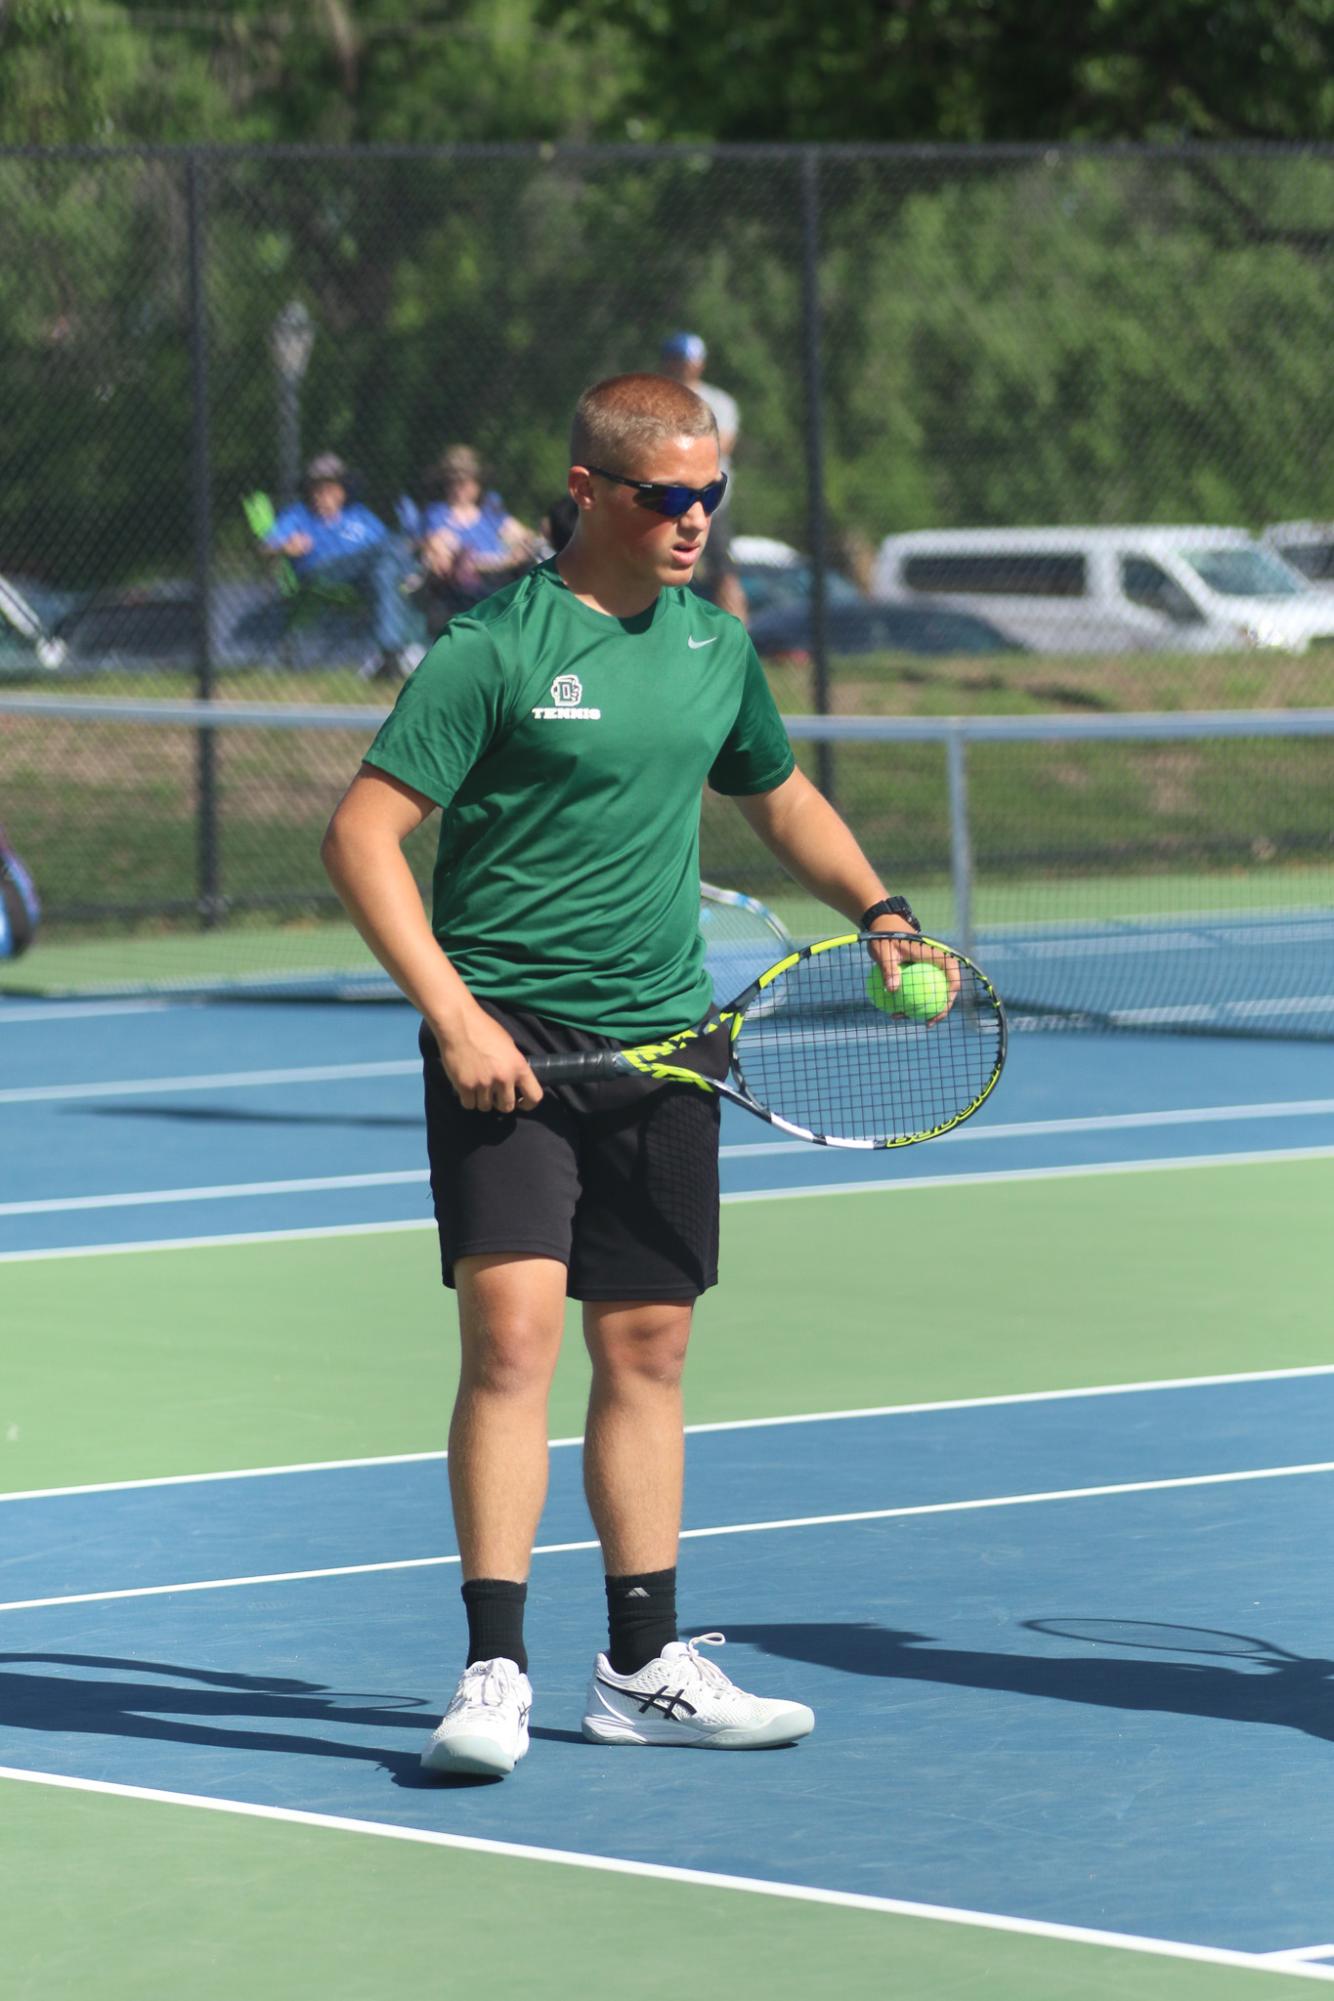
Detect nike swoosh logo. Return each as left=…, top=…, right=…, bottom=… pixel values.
left=687, top=636, right=718, bottom=649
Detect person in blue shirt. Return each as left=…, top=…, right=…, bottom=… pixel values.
left=417, top=444, right=538, bottom=613
left=263, top=453, right=421, bottom=679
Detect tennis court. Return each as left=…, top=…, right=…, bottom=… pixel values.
left=4, top=986, right=1334, bottom=2000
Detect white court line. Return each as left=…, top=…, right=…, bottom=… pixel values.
left=9, top=1101, right=1334, bottom=1214
left=3, top=1769, right=1325, bottom=1984
left=0, top=1216, right=437, bottom=1263
left=5, top=1457, right=1334, bottom=1616
left=0, top=998, right=175, bottom=1024
left=7, top=1360, right=1334, bottom=1505
left=718, top=1144, right=1334, bottom=1205
left=0, top=1171, right=428, bottom=1217
left=3, top=1143, right=1331, bottom=1264
left=0, top=1059, right=419, bottom=1105
left=722, top=1098, right=1334, bottom=1158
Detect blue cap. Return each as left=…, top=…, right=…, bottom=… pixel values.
left=661, top=331, right=706, bottom=363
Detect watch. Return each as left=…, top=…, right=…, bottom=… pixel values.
left=859, top=895, right=920, bottom=934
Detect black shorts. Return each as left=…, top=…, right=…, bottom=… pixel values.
left=420, top=1002, right=721, bottom=1302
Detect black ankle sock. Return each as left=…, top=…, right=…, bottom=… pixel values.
left=605, top=1566, right=678, bottom=1676
left=461, top=1577, right=528, bottom=1674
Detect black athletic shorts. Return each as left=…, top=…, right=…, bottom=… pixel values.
left=419, top=1001, right=721, bottom=1302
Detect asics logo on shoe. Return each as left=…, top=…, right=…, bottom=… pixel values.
left=597, top=1677, right=697, bottom=1720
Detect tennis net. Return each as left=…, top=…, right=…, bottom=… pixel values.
left=1, top=695, right=1331, bottom=1037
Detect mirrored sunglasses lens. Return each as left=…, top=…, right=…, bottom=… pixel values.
left=654, top=485, right=695, bottom=518
left=699, top=481, right=726, bottom=516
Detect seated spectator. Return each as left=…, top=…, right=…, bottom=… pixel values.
left=262, top=452, right=422, bottom=680
left=0, top=821, right=39, bottom=959
left=418, top=446, right=538, bottom=612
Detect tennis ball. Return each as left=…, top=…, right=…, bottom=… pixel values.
left=866, top=959, right=949, bottom=1022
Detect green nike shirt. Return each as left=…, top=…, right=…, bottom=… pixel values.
left=363, top=559, right=795, bottom=1041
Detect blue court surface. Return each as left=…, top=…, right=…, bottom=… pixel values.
left=4, top=988, right=1334, bottom=1986
left=6, top=1380, right=1334, bottom=1960
left=3, top=991, right=1333, bottom=1257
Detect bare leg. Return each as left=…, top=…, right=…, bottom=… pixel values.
left=582, top=1299, right=693, bottom=1574
left=450, top=1253, right=567, bottom=1579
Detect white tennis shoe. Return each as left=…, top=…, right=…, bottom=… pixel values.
left=421, top=1658, right=532, bottom=1777
left=582, top=1632, right=814, bottom=1749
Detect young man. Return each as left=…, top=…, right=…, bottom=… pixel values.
left=321, top=373, right=921, bottom=1778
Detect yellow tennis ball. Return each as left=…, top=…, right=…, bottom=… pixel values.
left=866, top=959, right=949, bottom=1022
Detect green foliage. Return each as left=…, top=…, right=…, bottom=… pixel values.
left=818, top=154, right=1334, bottom=534
left=551, top=0, right=1334, bottom=143
left=1, top=148, right=1331, bottom=594
left=5, top=0, right=1329, bottom=149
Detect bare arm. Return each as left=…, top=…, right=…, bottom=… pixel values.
left=320, top=766, right=542, bottom=1112
left=734, top=766, right=955, bottom=1003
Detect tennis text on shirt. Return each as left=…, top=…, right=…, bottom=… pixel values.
left=363, top=559, right=794, bottom=1042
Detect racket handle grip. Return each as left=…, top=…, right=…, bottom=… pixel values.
left=530, top=1050, right=629, bottom=1085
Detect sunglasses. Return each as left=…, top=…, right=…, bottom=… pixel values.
left=587, top=466, right=728, bottom=519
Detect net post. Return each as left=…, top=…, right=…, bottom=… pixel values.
left=946, top=727, right=974, bottom=956
left=186, top=151, right=222, bottom=931
left=799, top=148, right=834, bottom=802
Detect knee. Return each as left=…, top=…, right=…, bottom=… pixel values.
left=590, top=1311, right=691, bottom=1395
left=460, top=1320, right=559, bottom=1402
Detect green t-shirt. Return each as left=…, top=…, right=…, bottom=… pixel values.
left=364, top=559, right=795, bottom=1041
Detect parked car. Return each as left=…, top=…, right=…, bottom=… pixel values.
left=749, top=599, right=1024, bottom=661
left=1261, top=521, right=1334, bottom=590
left=871, top=526, right=1334, bottom=654
left=0, top=575, right=380, bottom=676
left=727, top=534, right=864, bottom=619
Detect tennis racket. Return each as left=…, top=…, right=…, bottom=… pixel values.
left=699, top=880, right=792, bottom=950
left=531, top=932, right=1006, bottom=1149
left=699, top=881, right=792, bottom=1015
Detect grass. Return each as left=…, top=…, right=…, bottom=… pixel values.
left=7, top=642, right=1334, bottom=715
left=1, top=645, right=1330, bottom=995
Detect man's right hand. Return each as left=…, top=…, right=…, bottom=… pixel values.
left=432, top=1004, right=544, bottom=1114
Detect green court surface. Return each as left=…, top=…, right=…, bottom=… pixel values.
left=4, top=1776, right=1299, bottom=2001
left=5, top=1163, right=1332, bottom=1495
left=5, top=1163, right=1332, bottom=2000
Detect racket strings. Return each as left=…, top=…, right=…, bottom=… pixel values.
left=733, top=941, right=1003, bottom=1145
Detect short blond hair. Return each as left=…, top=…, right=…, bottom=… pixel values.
left=570, top=373, right=717, bottom=472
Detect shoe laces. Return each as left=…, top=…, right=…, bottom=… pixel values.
left=449, top=1659, right=520, bottom=1714
left=677, top=1632, right=733, bottom=1694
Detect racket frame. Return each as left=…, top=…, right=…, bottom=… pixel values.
left=532, top=931, right=1007, bottom=1150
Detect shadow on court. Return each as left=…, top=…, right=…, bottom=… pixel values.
left=76, top=1105, right=421, bottom=1131
left=708, top=1621, right=1334, bottom=1739
left=0, top=1651, right=497, bottom=1789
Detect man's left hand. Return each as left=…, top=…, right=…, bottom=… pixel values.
left=865, top=922, right=960, bottom=1022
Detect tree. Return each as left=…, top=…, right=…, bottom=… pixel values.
left=543, top=0, right=1334, bottom=144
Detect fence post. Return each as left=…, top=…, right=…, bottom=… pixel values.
left=799, top=148, right=834, bottom=801
left=946, top=728, right=974, bottom=957
left=186, top=151, right=221, bottom=929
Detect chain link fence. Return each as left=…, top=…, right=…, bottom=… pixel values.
left=1, top=143, right=1332, bottom=976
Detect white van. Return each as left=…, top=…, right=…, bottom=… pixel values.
left=871, top=526, right=1334, bottom=654
left=1261, top=521, right=1334, bottom=593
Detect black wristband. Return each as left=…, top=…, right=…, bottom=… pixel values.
left=860, top=895, right=920, bottom=933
